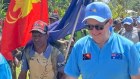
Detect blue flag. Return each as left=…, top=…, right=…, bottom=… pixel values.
left=48, top=0, right=92, bottom=42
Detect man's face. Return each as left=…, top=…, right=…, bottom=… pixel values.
left=123, top=24, right=133, bottom=32
left=114, top=23, right=122, bottom=30
left=86, top=19, right=111, bottom=44
left=32, top=31, right=48, bottom=47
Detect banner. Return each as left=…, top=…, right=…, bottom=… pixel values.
left=1, top=0, right=48, bottom=60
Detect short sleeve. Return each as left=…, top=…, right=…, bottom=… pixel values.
left=0, top=54, right=12, bottom=79
left=64, top=46, right=80, bottom=78
left=57, top=51, right=65, bottom=63
left=128, top=45, right=140, bottom=75
left=21, top=51, right=29, bottom=71
left=57, top=51, right=65, bottom=72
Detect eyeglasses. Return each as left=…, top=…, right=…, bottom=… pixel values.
left=85, top=19, right=110, bottom=30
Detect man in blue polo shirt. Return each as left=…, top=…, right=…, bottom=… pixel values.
left=0, top=53, right=12, bottom=79
left=64, top=2, right=140, bottom=79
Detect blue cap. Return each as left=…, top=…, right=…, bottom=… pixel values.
left=83, top=2, right=112, bottom=23
left=122, top=17, right=133, bottom=25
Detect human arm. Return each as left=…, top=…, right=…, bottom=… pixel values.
left=64, top=46, right=80, bottom=79
left=18, top=71, right=27, bottom=79
left=57, top=52, right=65, bottom=73
left=56, top=51, right=66, bottom=79
left=18, top=50, right=29, bottom=79
left=129, top=45, right=140, bottom=79
left=131, top=75, right=140, bottom=79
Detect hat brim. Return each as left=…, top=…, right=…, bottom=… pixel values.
left=123, top=22, right=131, bottom=25
left=82, top=16, right=106, bottom=23
left=30, top=29, right=46, bottom=34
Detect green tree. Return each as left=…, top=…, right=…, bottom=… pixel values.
left=48, top=0, right=70, bottom=18
left=0, top=0, right=7, bottom=19
left=132, top=1, right=140, bottom=15
left=108, top=0, right=129, bottom=19
left=109, top=0, right=140, bottom=18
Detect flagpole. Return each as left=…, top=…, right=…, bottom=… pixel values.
left=65, top=4, right=83, bottom=60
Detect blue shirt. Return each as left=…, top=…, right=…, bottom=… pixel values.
left=135, top=42, right=140, bottom=53
left=21, top=43, right=65, bottom=71
left=0, top=53, right=12, bottom=79
left=64, top=32, right=140, bottom=79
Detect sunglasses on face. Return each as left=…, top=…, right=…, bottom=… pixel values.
left=85, top=24, right=104, bottom=30
left=85, top=19, right=110, bottom=30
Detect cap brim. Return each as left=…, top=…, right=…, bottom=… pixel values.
left=123, top=22, right=131, bottom=25
left=82, top=16, right=106, bottom=23
left=30, top=29, right=46, bottom=34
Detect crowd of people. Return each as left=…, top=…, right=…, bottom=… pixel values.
left=113, top=16, right=140, bottom=43
left=0, top=1, right=140, bottom=79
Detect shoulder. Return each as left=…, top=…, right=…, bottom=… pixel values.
left=133, top=27, right=138, bottom=31
left=24, top=40, right=33, bottom=49
left=50, top=44, right=65, bottom=63
left=135, top=42, right=140, bottom=46
left=50, top=44, right=61, bottom=55
left=75, top=35, right=91, bottom=46
left=135, top=42, right=140, bottom=49
left=0, top=53, right=7, bottom=65
left=22, top=41, right=34, bottom=59
left=113, top=32, right=134, bottom=45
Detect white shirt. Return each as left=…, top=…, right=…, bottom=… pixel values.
left=121, top=27, right=139, bottom=43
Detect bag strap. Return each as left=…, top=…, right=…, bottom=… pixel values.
left=24, top=42, right=61, bottom=75
left=51, top=46, right=60, bottom=75
left=24, top=44, right=32, bottom=66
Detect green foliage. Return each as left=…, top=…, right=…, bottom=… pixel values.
left=108, top=0, right=140, bottom=19
left=0, top=0, right=7, bottom=19
left=48, top=0, right=70, bottom=18
left=1, top=0, right=70, bottom=19
left=132, top=1, right=140, bottom=15
left=108, top=0, right=128, bottom=19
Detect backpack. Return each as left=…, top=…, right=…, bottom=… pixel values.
left=23, top=42, right=61, bottom=78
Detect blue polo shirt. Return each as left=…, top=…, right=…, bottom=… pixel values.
left=64, top=32, right=140, bottom=79
left=0, top=53, right=12, bottom=79
left=135, top=42, right=140, bottom=53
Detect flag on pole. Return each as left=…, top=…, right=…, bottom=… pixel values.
left=48, top=0, right=92, bottom=59
left=48, top=0, right=92, bottom=42
left=1, top=0, right=48, bottom=60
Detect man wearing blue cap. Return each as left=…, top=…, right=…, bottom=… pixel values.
left=64, top=2, right=140, bottom=79
left=121, top=17, right=139, bottom=43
